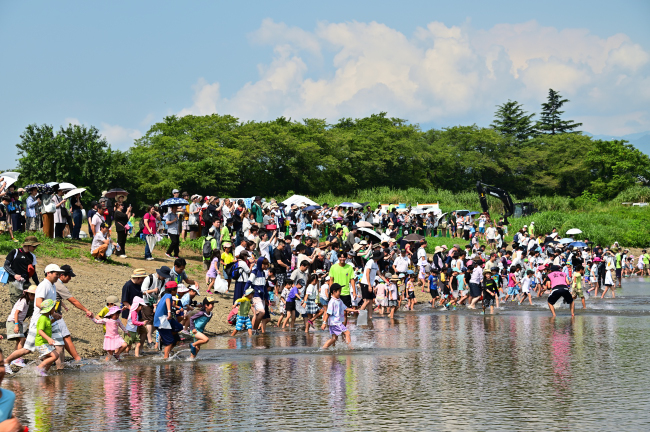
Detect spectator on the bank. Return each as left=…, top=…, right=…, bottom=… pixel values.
left=69, top=192, right=83, bottom=239
left=91, top=223, right=111, bottom=261
left=3, top=235, right=40, bottom=305
left=25, top=187, right=41, bottom=233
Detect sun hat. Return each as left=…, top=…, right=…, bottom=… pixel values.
left=165, top=281, right=178, bottom=290
left=483, top=269, right=491, bottom=274
left=359, top=240, right=368, bottom=246
left=452, top=267, right=460, bottom=272
left=189, top=285, right=200, bottom=295
left=222, top=242, right=232, bottom=248
left=389, top=238, right=396, bottom=242
left=39, top=299, right=56, bottom=314
left=372, top=250, right=383, bottom=260
left=156, top=266, right=171, bottom=279
left=172, top=189, right=179, bottom=194
left=131, top=268, right=147, bottom=278
left=107, top=305, right=122, bottom=316
left=441, top=245, right=448, bottom=250
left=594, top=257, right=602, bottom=262
left=352, top=243, right=362, bottom=252
left=177, top=284, right=189, bottom=294
left=106, top=295, right=119, bottom=303
left=26, top=285, right=38, bottom=294
left=130, top=296, right=145, bottom=310
left=466, top=260, right=474, bottom=266
left=245, top=288, right=254, bottom=296
left=44, top=264, right=63, bottom=274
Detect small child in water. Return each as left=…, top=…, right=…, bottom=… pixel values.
left=231, top=289, right=254, bottom=336
left=321, top=283, right=358, bottom=349
left=89, top=305, right=128, bottom=361
left=189, top=297, right=217, bottom=359
left=35, top=299, right=60, bottom=376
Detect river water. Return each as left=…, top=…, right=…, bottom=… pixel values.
left=6, top=277, right=650, bottom=431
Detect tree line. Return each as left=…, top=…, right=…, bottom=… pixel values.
left=12, top=89, right=650, bottom=209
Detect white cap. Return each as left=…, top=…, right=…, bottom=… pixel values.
left=44, top=264, right=63, bottom=274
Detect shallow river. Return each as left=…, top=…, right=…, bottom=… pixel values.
left=6, top=277, right=650, bottom=431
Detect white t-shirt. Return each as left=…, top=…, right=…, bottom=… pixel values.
left=91, top=213, right=105, bottom=235
left=259, top=240, right=271, bottom=261
left=306, top=284, right=318, bottom=300
left=222, top=205, right=231, bottom=223
left=360, top=259, right=378, bottom=285
left=486, top=227, right=496, bottom=240
left=31, top=279, right=57, bottom=330
left=417, top=247, right=426, bottom=260
left=319, top=283, right=329, bottom=300
left=327, top=297, right=346, bottom=326
left=234, top=245, right=246, bottom=257
left=394, top=256, right=409, bottom=273
left=91, top=232, right=107, bottom=252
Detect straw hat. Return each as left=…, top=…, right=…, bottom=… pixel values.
left=23, top=236, right=41, bottom=247
left=26, top=285, right=38, bottom=294
left=131, top=268, right=147, bottom=278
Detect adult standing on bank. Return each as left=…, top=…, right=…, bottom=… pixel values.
left=40, top=185, right=57, bottom=238
left=113, top=202, right=132, bottom=258
left=53, top=265, right=93, bottom=368
left=25, top=187, right=41, bottom=233
left=251, top=196, right=264, bottom=228
left=3, top=236, right=40, bottom=305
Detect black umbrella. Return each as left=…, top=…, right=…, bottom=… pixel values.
left=105, top=188, right=129, bottom=199
left=404, top=233, right=425, bottom=241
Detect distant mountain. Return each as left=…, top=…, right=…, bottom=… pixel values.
left=584, top=131, right=650, bottom=156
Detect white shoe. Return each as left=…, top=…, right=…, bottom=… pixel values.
left=120, top=255, right=128, bottom=258
left=146, top=257, right=154, bottom=261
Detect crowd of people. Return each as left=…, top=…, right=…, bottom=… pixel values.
left=1, top=190, right=649, bottom=382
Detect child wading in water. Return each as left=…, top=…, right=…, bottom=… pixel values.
left=189, top=297, right=217, bottom=359
left=231, top=288, right=254, bottom=336
left=321, top=283, right=358, bottom=349
left=89, top=305, right=128, bottom=361
left=124, top=296, right=147, bottom=357
left=4, top=285, right=36, bottom=371
left=34, top=299, right=60, bottom=376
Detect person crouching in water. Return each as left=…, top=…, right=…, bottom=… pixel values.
left=321, top=283, right=358, bottom=349
left=189, top=297, right=217, bottom=359
left=544, top=265, right=575, bottom=317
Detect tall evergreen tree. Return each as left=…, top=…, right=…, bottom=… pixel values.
left=491, top=100, right=535, bottom=142
left=536, top=89, right=582, bottom=135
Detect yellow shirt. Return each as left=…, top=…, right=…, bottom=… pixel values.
left=221, top=252, right=235, bottom=266
left=97, top=306, right=109, bottom=332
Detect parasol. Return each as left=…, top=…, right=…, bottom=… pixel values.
left=58, top=182, right=76, bottom=191
left=566, top=228, right=582, bottom=235
left=302, top=205, right=322, bottom=212
left=559, top=238, right=573, bottom=244
left=356, top=221, right=373, bottom=228
left=568, top=241, right=588, bottom=248
left=24, top=183, right=54, bottom=194
left=339, top=202, right=362, bottom=208
left=105, top=188, right=129, bottom=199
left=161, top=197, right=189, bottom=208
left=404, top=233, right=425, bottom=241
left=357, top=227, right=382, bottom=242
left=62, top=188, right=86, bottom=200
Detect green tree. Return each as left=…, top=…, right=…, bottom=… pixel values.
left=585, top=139, right=650, bottom=199
left=491, top=100, right=535, bottom=142
left=16, top=123, right=117, bottom=201
left=536, top=89, right=582, bottom=135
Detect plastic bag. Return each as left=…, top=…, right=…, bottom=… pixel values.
left=214, top=275, right=229, bottom=294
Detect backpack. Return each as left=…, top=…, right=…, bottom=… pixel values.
left=225, top=260, right=240, bottom=279
left=513, top=233, right=519, bottom=243
left=202, top=236, right=214, bottom=259
left=227, top=306, right=238, bottom=326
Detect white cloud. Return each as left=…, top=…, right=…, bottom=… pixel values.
left=177, top=19, right=650, bottom=135
left=99, top=123, right=142, bottom=149
left=64, top=117, right=81, bottom=126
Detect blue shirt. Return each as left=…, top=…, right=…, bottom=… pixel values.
left=181, top=293, right=191, bottom=308
left=286, top=286, right=299, bottom=302
left=0, top=389, right=15, bottom=422
left=428, top=275, right=438, bottom=291
left=329, top=250, right=338, bottom=262
left=154, top=293, right=173, bottom=327
left=26, top=196, right=38, bottom=218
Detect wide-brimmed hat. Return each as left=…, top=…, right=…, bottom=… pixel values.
left=352, top=243, right=362, bottom=252
left=177, top=284, right=189, bottom=294
left=131, top=268, right=147, bottom=278
left=40, top=299, right=56, bottom=314
left=245, top=288, right=254, bottom=296
left=222, top=242, right=232, bottom=248
left=189, top=285, right=200, bottom=295
left=26, top=285, right=38, bottom=294
left=23, top=236, right=41, bottom=247
left=106, top=295, right=119, bottom=304
left=434, top=246, right=443, bottom=253
left=372, top=250, right=383, bottom=260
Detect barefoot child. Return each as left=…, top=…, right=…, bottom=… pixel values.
left=205, top=249, right=220, bottom=294
left=4, top=285, right=36, bottom=371
left=89, top=305, right=128, bottom=361
left=34, top=299, right=60, bottom=375
left=572, top=266, right=587, bottom=309
left=189, top=297, right=217, bottom=359
left=231, top=288, right=254, bottom=336
left=482, top=270, right=497, bottom=314
left=321, top=283, right=357, bottom=349
left=406, top=274, right=417, bottom=310
left=284, top=279, right=305, bottom=329
left=518, top=270, right=534, bottom=305
left=388, top=275, right=400, bottom=318
left=303, top=275, right=319, bottom=332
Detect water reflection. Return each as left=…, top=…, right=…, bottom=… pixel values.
left=6, top=299, right=650, bottom=430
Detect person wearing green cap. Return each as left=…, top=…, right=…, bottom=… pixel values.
left=34, top=299, right=59, bottom=376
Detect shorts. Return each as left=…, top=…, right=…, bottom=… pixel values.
left=51, top=319, right=67, bottom=345
left=285, top=300, right=296, bottom=312
left=360, top=283, right=375, bottom=300
left=328, top=323, right=348, bottom=336
left=340, top=295, right=352, bottom=308
left=483, top=294, right=495, bottom=307
left=507, top=286, right=519, bottom=296
left=388, top=300, right=398, bottom=307
left=573, top=285, right=584, bottom=299
left=157, top=318, right=183, bottom=346
left=5, top=321, right=25, bottom=340
left=469, top=282, right=482, bottom=298
left=377, top=297, right=388, bottom=307
left=319, top=297, right=329, bottom=306
left=616, top=268, right=622, bottom=279
left=408, top=291, right=415, bottom=300
left=252, top=297, right=265, bottom=313
left=429, top=289, right=439, bottom=299
left=479, top=227, right=485, bottom=233
left=548, top=287, right=573, bottom=305
left=488, top=239, right=495, bottom=244
left=182, top=221, right=189, bottom=231
left=140, top=305, right=154, bottom=324
left=36, top=344, right=56, bottom=358
left=189, top=224, right=199, bottom=232
left=124, top=331, right=140, bottom=345
left=235, top=315, right=252, bottom=331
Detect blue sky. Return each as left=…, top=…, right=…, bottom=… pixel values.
left=1, top=0, right=649, bottom=164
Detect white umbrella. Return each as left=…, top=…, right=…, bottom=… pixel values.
left=62, top=188, right=86, bottom=200
left=0, top=176, right=18, bottom=189
left=0, top=172, right=20, bottom=179
left=559, top=238, right=573, bottom=244
left=58, top=182, right=76, bottom=191
left=410, top=208, right=425, bottom=215
left=356, top=221, right=373, bottom=228
left=566, top=228, right=582, bottom=235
